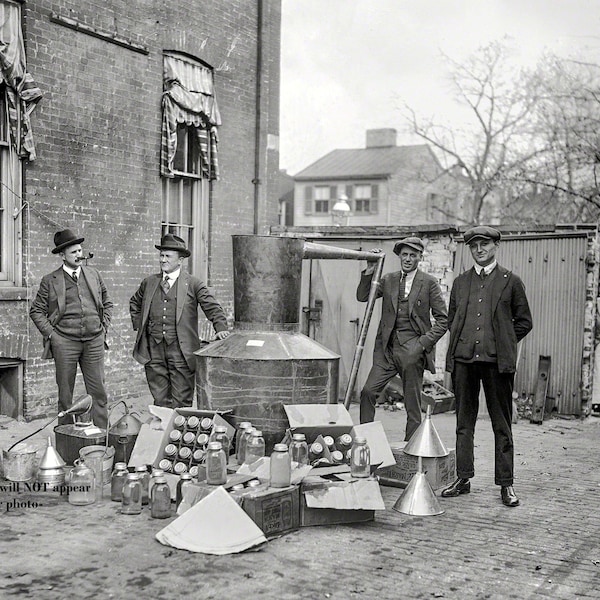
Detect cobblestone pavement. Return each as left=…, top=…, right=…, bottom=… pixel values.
left=1, top=398, right=599, bottom=600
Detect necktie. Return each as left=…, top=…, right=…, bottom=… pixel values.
left=480, top=269, right=487, bottom=280
left=398, top=273, right=406, bottom=300
left=71, top=272, right=78, bottom=283
left=161, top=276, right=170, bottom=293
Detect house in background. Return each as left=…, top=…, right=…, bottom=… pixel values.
left=293, top=128, right=467, bottom=227
left=278, top=168, right=295, bottom=226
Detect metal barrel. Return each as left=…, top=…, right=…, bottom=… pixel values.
left=232, top=235, right=305, bottom=328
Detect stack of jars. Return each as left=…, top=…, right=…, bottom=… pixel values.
left=298, top=432, right=356, bottom=466
left=157, top=414, right=219, bottom=475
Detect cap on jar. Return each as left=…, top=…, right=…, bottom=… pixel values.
left=208, top=441, right=223, bottom=451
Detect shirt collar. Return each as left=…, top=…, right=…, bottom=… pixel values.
left=473, top=260, right=497, bottom=276
left=401, top=268, right=418, bottom=283
left=164, top=267, right=181, bottom=282
left=63, top=265, right=81, bottom=277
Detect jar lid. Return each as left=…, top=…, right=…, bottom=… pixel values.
left=354, top=437, right=367, bottom=444
left=126, top=472, right=139, bottom=480
left=214, top=425, right=228, bottom=433
left=151, top=469, right=165, bottom=476
left=208, top=441, right=222, bottom=450
left=154, top=476, right=167, bottom=484
left=134, top=465, right=148, bottom=472
left=231, top=483, right=245, bottom=491
left=252, top=430, right=263, bottom=437
left=247, top=480, right=261, bottom=487
left=292, top=433, right=306, bottom=441
left=239, top=422, right=252, bottom=428
left=114, top=462, right=128, bottom=469
left=273, top=443, right=288, bottom=452
left=179, top=473, right=193, bottom=480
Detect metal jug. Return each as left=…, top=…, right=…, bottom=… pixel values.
left=107, top=403, right=143, bottom=464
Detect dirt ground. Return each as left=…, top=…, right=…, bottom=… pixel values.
left=1, top=399, right=599, bottom=600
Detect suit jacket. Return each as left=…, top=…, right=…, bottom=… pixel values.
left=129, top=271, right=228, bottom=370
left=29, top=266, right=113, bottom=359
left=357, top=268, right=448, bottom=373
left=445, top=265, right=533, bottom=374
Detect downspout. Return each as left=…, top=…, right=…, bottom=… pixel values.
left=253, top=0, right=264, bottom=234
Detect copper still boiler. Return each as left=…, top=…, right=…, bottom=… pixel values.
left=195, top=235, right=385, bottom=451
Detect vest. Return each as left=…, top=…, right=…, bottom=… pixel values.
left=55, top=271, right=103, bottom=341
left=454, top=268, right=498, bottom=363
left=147, top=280, right=178, bottom=344
left=394, top=276, right=419, bottom=345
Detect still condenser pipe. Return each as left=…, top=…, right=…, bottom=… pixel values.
left=195, top=235, right=384, bottom=450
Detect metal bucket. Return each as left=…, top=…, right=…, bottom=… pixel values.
left=2, top=444, right=38, bottom=482
left=79, top=445, right=115, bottom=485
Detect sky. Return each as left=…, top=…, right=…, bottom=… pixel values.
left=279, top=0, right=600, bottom=175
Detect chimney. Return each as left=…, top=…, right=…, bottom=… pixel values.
left=366, top=128, right=397, bottom=148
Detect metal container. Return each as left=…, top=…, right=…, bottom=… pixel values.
left=196, top=236, right=340, bottom=451
left=54, top=424, right=107, bottom=465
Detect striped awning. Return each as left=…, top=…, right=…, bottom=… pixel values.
left=161, top=53, right=220, bottom=180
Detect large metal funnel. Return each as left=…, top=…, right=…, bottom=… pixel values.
left=403, top=404, right=449, bottom=458
left=392, top=457, right=444, bottom=516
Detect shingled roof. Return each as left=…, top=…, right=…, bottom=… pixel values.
left=294, top=144, right=437, bottom=180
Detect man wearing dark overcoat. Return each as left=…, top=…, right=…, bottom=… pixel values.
left=441, top=226, right=533, bottom=507
left=357, top=237, right=448, bottom=441
left=30, top=229, right=113, bottom=428
left=130, top=234, right=230, bottom=408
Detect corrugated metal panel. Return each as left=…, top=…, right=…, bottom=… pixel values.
left=454, top=234, right=588, bottom=414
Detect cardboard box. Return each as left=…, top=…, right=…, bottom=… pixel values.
left=299, top=476, right=384, bottom=527
left=283, top=404, right=395, bottom=469
left=128, top=406, right=236, bottom=471
left=241, top=485, right=300, bottom=538
left=376, top=443, right=456, bottom=490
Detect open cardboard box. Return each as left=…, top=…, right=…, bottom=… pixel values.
left=299, top=474, right=385, bottom=526
left=283, top=403, right=396, bottom=469
left=128, top=406, right=236, bottom=498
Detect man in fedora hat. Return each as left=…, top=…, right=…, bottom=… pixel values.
left=30, top=229, right=113, bottom=428
left=441, top=226, right=532, bottom=507
left=129, top=233, right=230, bottom=407
left=357, top=236, right=448, bottom=440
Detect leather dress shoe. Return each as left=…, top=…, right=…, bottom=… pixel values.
left=441, top=478, right=471, bottom=498
left=501, top=486, right=520, bottom=507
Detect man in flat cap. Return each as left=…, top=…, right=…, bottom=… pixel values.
left=357, top=237, right=448, bottom=440
left=30, top=229, right=113, bottom=428
left=130, top=233, right=230, bottom=408
left=442, top=226, right=532, bottom=507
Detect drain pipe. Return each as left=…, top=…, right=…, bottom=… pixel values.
left=253, top=0, right=264, bottom=234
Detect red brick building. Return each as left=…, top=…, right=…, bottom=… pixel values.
left=0, top=0, right=281, bottom=419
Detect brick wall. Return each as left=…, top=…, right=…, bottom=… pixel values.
left=11, top=0, right=281, bottom=419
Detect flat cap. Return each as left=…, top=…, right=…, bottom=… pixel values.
left=463, top=226, right=501, bottom=245
left=393, top=236, right=425, bottom=255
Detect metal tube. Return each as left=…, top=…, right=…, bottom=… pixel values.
left=303, top=241, right=382, bottom=262
left=343, top=253, right=385, bottom=409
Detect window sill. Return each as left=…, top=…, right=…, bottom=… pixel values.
left=0, top=287, right=31, bottom=301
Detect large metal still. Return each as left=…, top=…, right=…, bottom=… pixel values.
left=195, top=235, right=384, bottom=450
left=196, top=235, right=340, bottom=450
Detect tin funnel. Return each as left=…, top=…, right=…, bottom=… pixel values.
left=37, top=437, right=66, bottom=486
left=403, top=404, right=448, bottom=458
left=392, top=458, right=444, bottom=516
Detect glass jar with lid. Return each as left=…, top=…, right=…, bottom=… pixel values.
left=206, top=441, right=227, bottom=485
left=270, top=443, right=291, bottom=488
left=350, top=437, right=370, bottom=478
left=110, top=462, right=129, bottom=502
left=150, top=476, right=171, bottom=519
left=121, top=472, right=142, bottom=514
left=244, top=430, right=265, bottom=466
left=68, top=459, right=96, bottom=506
left=290, top=433, right=309, bottom=466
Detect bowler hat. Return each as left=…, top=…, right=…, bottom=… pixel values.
left=463, top=226, right=501, bottom=245
left=52, top=229, right=85, bottom=254
left=394, top=236, right=425, bottom=255
left=155, top=233, right=191, bottom=257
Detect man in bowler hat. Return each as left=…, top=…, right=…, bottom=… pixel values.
left=30, top=229, right=113, bottom=428
left=441, top=226, right=532, bottom=507
left=130, top=233, right=230, bottom=408
left=357, top=237, right=448, bottom=440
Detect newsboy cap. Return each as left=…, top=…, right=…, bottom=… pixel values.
left=393, top=236, right=424, bottom=255
left=52, top=229, right=85, bottom=254
left=463, top=226, right=501, bottom=245
left=155, top=233, right=191, bottom=257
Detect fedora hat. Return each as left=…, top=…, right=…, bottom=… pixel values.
left=52, top=229, right=85, bottom=254
left=393, top=236, right=425, bottom=256
left=155, top=233, right=191, bottom=257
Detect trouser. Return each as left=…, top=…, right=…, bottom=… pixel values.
left=51, top=331, right=108, bottom=429
left=360, top=334, right=425, bottom=441
left=145, top=337, right=195, bottom=408
left=452, top=361, right=515, bottom=486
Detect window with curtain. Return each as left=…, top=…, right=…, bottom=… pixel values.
left=0, top=1, right=42, bottom=286
left=161, top=52, right=220, bottom=278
